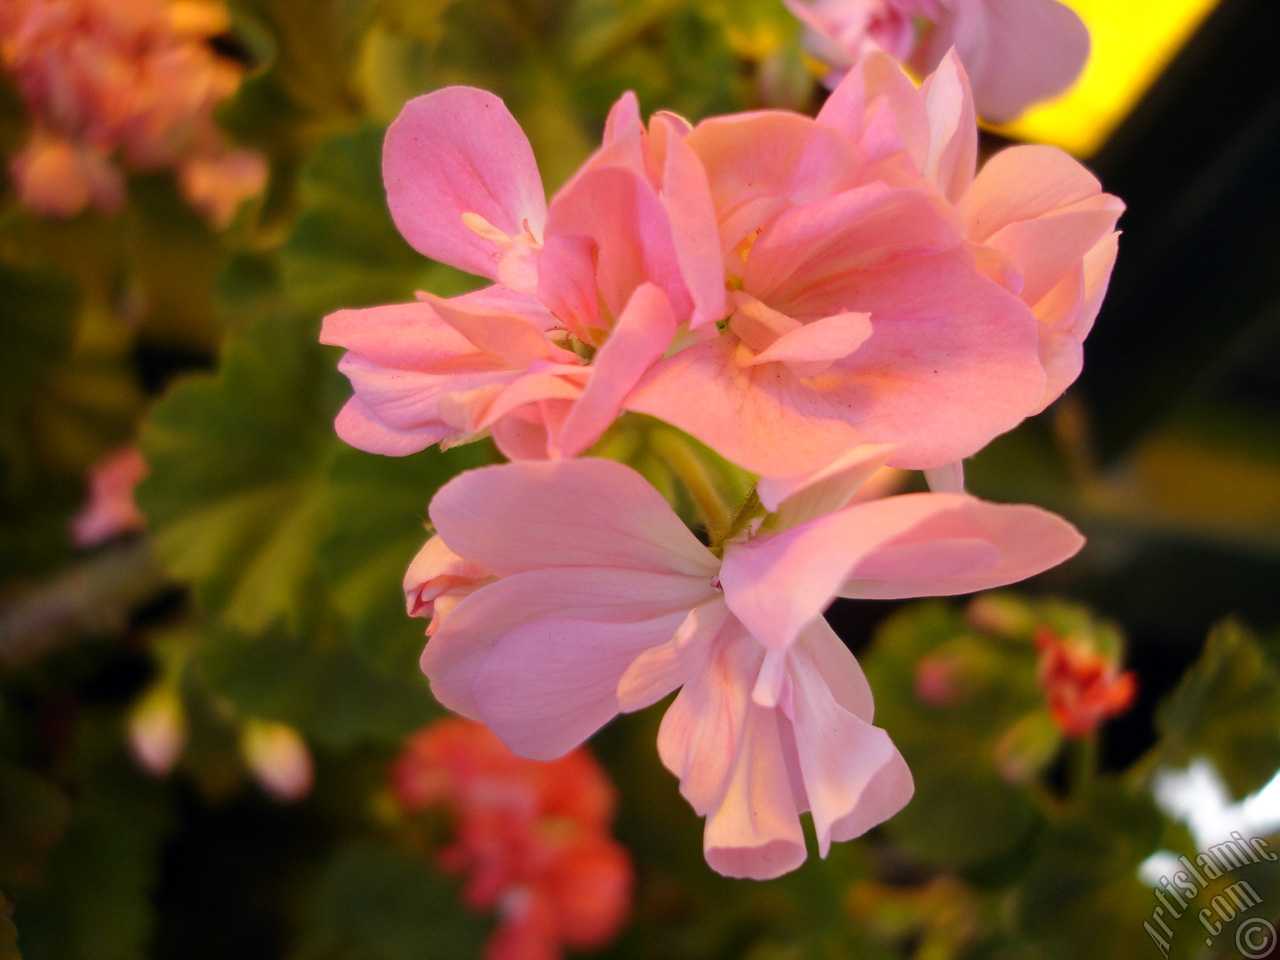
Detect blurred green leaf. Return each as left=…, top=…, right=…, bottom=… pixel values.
left=861, top=603, right=1043, bottom=869
left=319, top=442, right=493, bottom=666
left=301, top=840, right=488, bottom=960
left=12, top=730, right=172, bottom=960
left=281, top=126, right=461, bottom=316
left=197, top=624, right=434, bottom=748
left=138, top=318, right=342, bottom=636
left=0, top=263, right=77, bottom=419
left=0, top=762, right=71, bottom=893
left=1153, top=620, right=1280, bottom=799
left=1014, top=782, right=1168, bottom=960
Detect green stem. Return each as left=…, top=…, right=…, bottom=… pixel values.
left=714, top=488, right=762, bottom=550
left=650, top=430, right=731, bottom=538
left=1071, top=733, right=1099, bottom=799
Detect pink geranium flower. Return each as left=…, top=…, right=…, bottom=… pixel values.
left=321, top=86, right=717, bottom=461
left=783, top=0, right=1091, bottom=122
left=818, top=51, right=1125, bottom=413
left=411, top=456, right=1084, bottom=878
left=71, top=444, right=148, bottom=547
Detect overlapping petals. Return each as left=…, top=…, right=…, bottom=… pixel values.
left=784, top=0, right=1091, bottom=123
left=414, top=458, right=1084, bottom=878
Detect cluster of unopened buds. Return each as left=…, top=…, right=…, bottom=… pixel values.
left=323, top=31, right=1123, bottom=877
left=1, top=0, right=266, bottom=224
left=392, top=718, right=632, bottom=960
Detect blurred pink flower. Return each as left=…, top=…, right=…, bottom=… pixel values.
left=71, top=444, right=148, bottom=547
left=784, top=0, right=1091, bottom=122
left=240, top=719, right=314, bottom=803
left=1, top=0, right=265, bottom=222
left=392, top=717, right=632, bottom=960
left=417, top=457, right=1084, bottom=878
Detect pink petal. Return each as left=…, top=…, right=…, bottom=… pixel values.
left=616, top=599, right=732, bottom=712
left=626, top=336, right=867, bottom=477
left=684, top=112, right=860, bottom=253
left=420, top=292, right=574, bottom=367
left=384, top=87, right=546, bottom=278
left=743, top=310, right=873, bottom=378
left=424, top=566, right=719, bottom=719
left=556, top=284, right=677, bottom=458
left=914, top=0, right=1090, bottom=123
left=719, top=492, right=1083, bottom=650
left=961, top=145, right=1111, bottom=243
left=787, top=643, right=913, bottom=855
left=655, top=115, right=727, bottom=329
left=741, top=182, right=958, bottom=319
left=536, top=234, right=605, bottom=340
left=917, top=49, right=977, bottom=203
left=428, top=459, right=719, bottom=578
left=701, top=702, right=807, bottom=879
left=820, top=51, right=930, bottom=173
left=403, top=535, right=489, bottom=617
left=543, top=165, right=692, bottom=323
left=321, top=301, right=478, bottom=370
left=656, top=625, right=761, bottom=816
left=758, top=443, right=898, bottom=522
left=923, top=461, right=965, bottom=493
left=472, top=613, right=690, bottom=760
left=333, top=395, right=451, bottom=455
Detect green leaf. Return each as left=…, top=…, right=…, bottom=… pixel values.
left=860, top=602, right=1044, bottom=870
left=0, top=762, right=71, bottom=893
left=281, top=125, right=478, bottom=317
left=11, top=730, right=172, bottom=960
left=301, top=840, right=489, bottom=960
left=1013, top=782, right=1172, bottom=960
left=0, top=263, right=78, bottom=420
left=138, top=318, right=342, bottom=636
left=197, top=624, right=434, bottom=748
left=319, top=442, right=493, bottom=666
left=1154, top=620, right=1280, bottom=799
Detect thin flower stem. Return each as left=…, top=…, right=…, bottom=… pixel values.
left=713, top=488, right=763, bottom=551
left=649, top=430, right=731, bottom=539
left=1071, top=732, right=1099, bottom=799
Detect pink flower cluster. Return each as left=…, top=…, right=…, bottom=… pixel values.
left=782, top=0, right=1091, bottom=123
left=392, top=718, right=632, bottom=960
left=1, top=0, right=266, bottom=223
left=324, top=51, right=1121, bottom=879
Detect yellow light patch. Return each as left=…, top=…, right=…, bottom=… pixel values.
left=992, top=0, right=1222, bottom=156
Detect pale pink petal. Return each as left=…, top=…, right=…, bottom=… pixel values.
left=536, top=234, right=604, bottom=340
left=819, top=51, right=930, bottom=173
left=543, top=165, right=692, bottom=322
left=384, top=87, right=547, bottom=278
left=333, top=395, right=452, bottom=455
left=616, top=599, right=731, bottom=712
left=757, top=442, right=899, bottom=516
left=913, top=0, right=1090, bottom=123
left=923, top=461, right=965, bottom=493
left=462, top=368, right=585, bottom=433
left=428, top=459, right=719, bottom=577
left=798, top=618, right=875, bottom=721
left=321, top=302, right=483, bottom=370
left=472, top=613, right=690, bottom=760
left=961, top=145, right=1111, bottom=244
left=917, top=49, right=977, bottom=203
left=424, top=567, right=717, bottom=719
left=720, top=492, right=1083, bottom=650
left=655, top=115, right=727, bottom=329
left=684, top=112, right=860, bottom=253
left=404, top=535, right=490, bottom=617
left=1031, top=231, right=1119, bottom=410
left=701, top=702, right=807, bottom=879
left=420, top=293, right=575, bottom=367
left=656, top=625, right=761, bottom=815
left=982, top=205, right=1126, bottom=307
left=742, top=310, right=873, bottom=378
left=626, top=336, right=867, bottom=477
left=556, top=284, right=677, bottom=458
left=787, top=643, right=912, bottom=854
left=741, top=183, right=958, bottom=318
